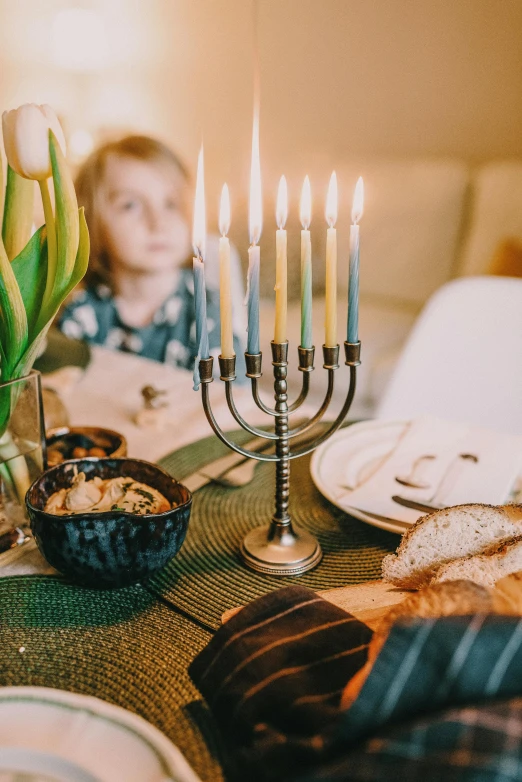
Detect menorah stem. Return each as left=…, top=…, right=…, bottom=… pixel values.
left=240, top=341, right=323, bottom=575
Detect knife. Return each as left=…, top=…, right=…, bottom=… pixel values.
left=391, top=495, right=444, bottom=514
left=181, top=435, right=273, bottom=492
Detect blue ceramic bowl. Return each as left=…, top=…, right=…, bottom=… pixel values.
left=26, top=458, right=192, bottom=589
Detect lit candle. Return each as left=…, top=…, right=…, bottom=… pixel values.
left=325, top=171, right=338, bottom=347
left=347, top=177, right=364, bottom=343
left=246, top=111, right=262, bottom=355
left=274, top=175, right=288, bottom=343
left=192, top=145, right=210, bottom=390
left=219, top=184, right=234, bottom=358
left=300, top=175, right=313, bottom=349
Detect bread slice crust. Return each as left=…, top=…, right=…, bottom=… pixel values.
left=382, top=503, right=522, bottom=589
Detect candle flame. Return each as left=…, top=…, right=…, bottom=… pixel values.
left=276, top=175, right=288, bottom=229
left=219, top=183, right=230, bottom=236
left=300, top=175, right=311, bottom=229
left=351, top=176, right=364, bottom=224
left=249, top=110, right=263, bottom=244
left=325, top=171, right=338, bottom=227
left=192, top=145, right=206, bottom=259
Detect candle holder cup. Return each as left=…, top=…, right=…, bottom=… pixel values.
left=198, top=339, right=361, bottom=576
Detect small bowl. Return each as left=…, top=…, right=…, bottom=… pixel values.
left=26, top=458, right=192, bottom=589
left=46, top=426, right=127, bottom=466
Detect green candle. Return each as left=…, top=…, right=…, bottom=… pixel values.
left=300, top=175, right=313, bottom=349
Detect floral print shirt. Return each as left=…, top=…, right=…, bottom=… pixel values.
left=58, top=269, right=246, bottom=371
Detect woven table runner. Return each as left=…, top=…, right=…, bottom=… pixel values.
left=150, top=428, right=398, bottom=630
left=0, top=576, right=225, bottom=782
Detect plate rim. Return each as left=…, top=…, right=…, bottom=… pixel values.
left=310, top=419, right=409, bottom=535
left=0, top=686, right=200, bottom=782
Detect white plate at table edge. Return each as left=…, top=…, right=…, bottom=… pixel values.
left=0, top=686, right=201, bottom=782
left=310, top=419, right=414, bottom=536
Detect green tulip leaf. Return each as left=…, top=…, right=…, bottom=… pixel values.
left=11, top=225, right=48, bottom=342
left=0, top=241, right=28, bottom=376
left=13, top=322, right=51, bottom=381
left=49, top=131, right=79, bottom=287
left=2, top=166, right=34, bottom=261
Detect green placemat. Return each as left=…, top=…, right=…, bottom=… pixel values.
left=149, top=429, right=398, bottom=630
left=0, top=576, right=224, bottom=782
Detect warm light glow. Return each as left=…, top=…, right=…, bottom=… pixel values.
left=300, top=175, right=312, bottom=229
left=325, top=171, right=338, bottom=227
left=352, top=177, right=364, bottom=224
left=249, top=110, right=263, bottom=244
left=69, top=128, right=94, bottom=158
left=219, top=183, right=230, bottom=236
left=51, top=9, right=108, bottom=71
left=192, top=145, right=206, bottom=259
left=276, top=175, right=288, bottom=229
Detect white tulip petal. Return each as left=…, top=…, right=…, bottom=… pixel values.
left=40, top=104, right=66, bottom=157
left=14, top=104, right=52, bottom=179
left=2, top=110, right=23, bottom=178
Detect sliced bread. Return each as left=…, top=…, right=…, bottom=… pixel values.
left=431, top=535, right=522, bottom=588
left=382, top=503, right=522, bottom=588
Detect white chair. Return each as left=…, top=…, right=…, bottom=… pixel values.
left=375, top=276, right=522, bottom=434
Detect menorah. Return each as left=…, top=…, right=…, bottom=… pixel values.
left=197, top=339, right=361, bottom=576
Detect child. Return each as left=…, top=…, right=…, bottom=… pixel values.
left=59, top=135, right=246, bottom=369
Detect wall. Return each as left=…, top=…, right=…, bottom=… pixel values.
left=1, top=0, right=521, bottom=294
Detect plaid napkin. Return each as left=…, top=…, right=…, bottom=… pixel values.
left=189, top=586, right=522, bottom=782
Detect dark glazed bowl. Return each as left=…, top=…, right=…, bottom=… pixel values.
left=26, top=458, right=192, bottom=589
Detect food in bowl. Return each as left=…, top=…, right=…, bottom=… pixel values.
left=44, top=470, right=171, bottom=515
left=26, top=458, right=192, bottom=588
left=46, top=426, right=127, bottom=466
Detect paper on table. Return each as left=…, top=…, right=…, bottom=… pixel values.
left=346, top=415, right=522, bottom=524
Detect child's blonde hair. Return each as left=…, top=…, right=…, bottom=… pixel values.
left=75, top=135, right=190, bottom=287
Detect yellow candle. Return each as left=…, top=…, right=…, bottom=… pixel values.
left=325, top=171, right=338, bottom=347
left=219, top=183, right=234, bottom=358
left=274, top=175, right=288, bottom=343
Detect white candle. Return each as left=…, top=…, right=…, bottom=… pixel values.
left=325, top=171, right=338, bottom=347
left=274, top=175, right=288, bottom=343
left=219, top=184, right=234, bottom=358
left=300, top=175, right=313, bottom=349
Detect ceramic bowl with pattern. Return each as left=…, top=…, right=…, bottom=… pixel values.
left=26, top=458, right=192, bottom=588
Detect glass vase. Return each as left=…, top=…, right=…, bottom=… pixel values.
left=0, top=371, right=46, bottom=533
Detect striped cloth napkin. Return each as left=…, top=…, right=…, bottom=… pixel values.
left=190, top=586, right=522, bottom=782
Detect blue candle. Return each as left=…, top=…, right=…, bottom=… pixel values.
left=347, top=177, right=364, bottom=344
left=300, top=175, right=313, bottom=349
left=192, top=146, right=210, bottom=389
left=246, top=110, right=262, bottom=355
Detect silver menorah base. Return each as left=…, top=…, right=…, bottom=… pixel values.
left=198, top=339, right=361, bottom=576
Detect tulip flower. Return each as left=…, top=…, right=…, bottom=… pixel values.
left=0, top=101, right=89, bottom=397
left=2, top=104, right=66, bottom=181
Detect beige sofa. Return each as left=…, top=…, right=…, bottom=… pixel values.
left=252, top=159, right=521, bottom=418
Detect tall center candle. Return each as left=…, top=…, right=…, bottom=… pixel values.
left=274, top=175, right=288, bottom=343
left=246, top=110, right=262, bottom=355
left=192, top=146, right=209, bottom=389
left=347, top=177, right=364, bottom=344
left=324, top=172, right=338, bottom=347
left=300, top=175, right=313, bottom=349
left=219, top=184, right=234, bottom=358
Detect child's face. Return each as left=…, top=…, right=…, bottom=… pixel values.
left=100, top=154, right=191, bottom=276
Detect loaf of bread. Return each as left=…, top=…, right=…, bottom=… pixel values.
left=341, top=574, right=522, bottom=710
left=431, top=535, right=522, bottom=588
left=382, top=503, right=522, bottom=589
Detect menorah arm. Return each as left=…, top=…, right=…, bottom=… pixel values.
left=224, top=381, right=278, bottom=440
left=288, top=369, right=334, bottom=438
left=288, top=371, right=310, bottom=412
left=288, top=366, right=357, bottom=460
left=251, top=377, right=279, bottom=417
left=201, top=382, right=279, bottom=462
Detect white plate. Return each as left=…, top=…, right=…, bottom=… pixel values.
left=310, top=420, right=410, bottom=535
left=0, top=687, right=200, bottom=782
